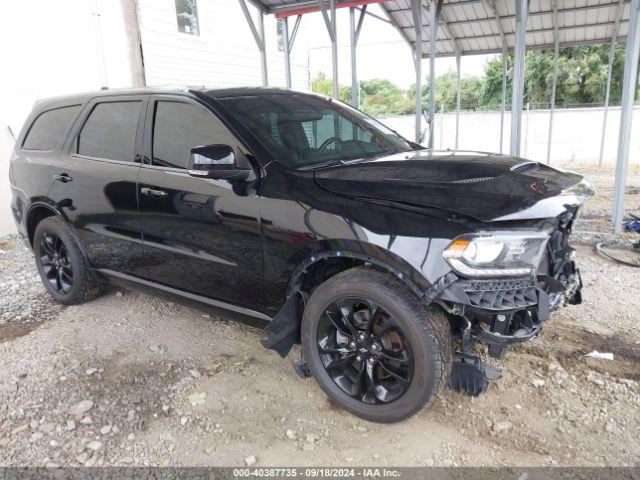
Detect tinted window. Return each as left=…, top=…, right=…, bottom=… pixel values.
left=218, top=94, right=416, bottom=169
left=152, top=101, right=234, bottom=169
left=23, top=105, right=81, bottom=151
left=78, top=101, right=141, bottom=162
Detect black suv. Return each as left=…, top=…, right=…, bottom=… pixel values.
left=9, top=87, right=593, bottom=423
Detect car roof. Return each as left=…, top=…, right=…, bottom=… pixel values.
left=33, top=86, right=309, bottom=112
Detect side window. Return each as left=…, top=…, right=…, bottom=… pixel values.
left=77, top=101, right=141, bottom=162
left=23, top=105, right=81, bottom=151
left=152, top=101, right=235, bottom=169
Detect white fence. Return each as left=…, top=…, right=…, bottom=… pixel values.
left=382, top=106, right=640, bottom=165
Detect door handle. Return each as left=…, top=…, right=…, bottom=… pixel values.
left=53, top=173, right=73, bottom=183
left=140, top=187, right=168, bottom=198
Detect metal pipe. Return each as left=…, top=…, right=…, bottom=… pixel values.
left=524, top=101, right=530, bottom=158
left=440, top=103, right=444, bottom=149
left=318, top=0, right=339, bottom=98
left=91, top=0, right=108, bottom=88
left=455, top=53, right=461, bottom=149
left=428, top=0, right=441, bottom=150
left=239, top=0, right=268, bottom=86
left=259, top=12, right=268, bottom=86
left=412, top=0, right=422, bottom=143
left=510, top=0, right=528, bottom=157
left=350, top=8, right=358, bottom=107
left=330, top=0, right=339, bottom=98
left=612, top=0, right=640, bottom=232
left=546, top=0, right=559, bottom=164
left=283, top=17, right=291, bottom=88
left=499, top=47, right=507, bottom=153
left=599, top=0, right=625, bottom=167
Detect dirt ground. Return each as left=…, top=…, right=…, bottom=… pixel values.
left=0, top=166, right=639, bottom=468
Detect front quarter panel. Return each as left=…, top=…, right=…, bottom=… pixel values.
left=258, top=165, right=471, bottom=312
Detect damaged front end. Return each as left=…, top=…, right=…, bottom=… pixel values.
left=435, top=205, right=585, bottom=396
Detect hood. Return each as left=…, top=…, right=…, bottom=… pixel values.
left=313, top=151, right=594, bottom=222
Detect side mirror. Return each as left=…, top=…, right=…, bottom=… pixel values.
left=188, top=144, right=252, bottom=181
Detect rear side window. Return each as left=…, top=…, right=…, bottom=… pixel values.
left=152, top=101, right=234, bottom=169
left=77, top=101, right=141, bottom=162
left=23, top=105, right=81, bottom=151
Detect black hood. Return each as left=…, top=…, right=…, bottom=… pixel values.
left=313, top=151, right=594, bottom=222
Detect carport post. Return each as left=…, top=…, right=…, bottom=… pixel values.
left=349, top=6, right=367, bottom=108
left=546, top=0, right=559, bottom=164
left=283, top=17, right=291, bottom=88
left=282, top=15, right=302, bottom=89
left=599, top=0, right=624, bottom=167
left=411, top=0, right=422, bottom=144
left=499, top=47, right=507, bottom=153
left=455, top=53, right=461, bottom=149
left=319, top=0, right=339, bottom=98
left=510, top=0, right=528, bottom=157
left=612, top=0, right=640, bottom=232
left=427, top=0, right=442, bottom=150
left=239, top=0, right=268, bottom=86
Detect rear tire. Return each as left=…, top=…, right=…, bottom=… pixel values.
left=34, top=216, right=105, bottom=305
left=301, top=266, right=452, bottom=423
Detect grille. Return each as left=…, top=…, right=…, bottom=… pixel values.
left=461, top=277, right=537, bottom=310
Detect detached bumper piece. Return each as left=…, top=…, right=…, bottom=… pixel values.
left=474, top=308, right=543, bottom=358
left=449, top=354, right=502, bottom=397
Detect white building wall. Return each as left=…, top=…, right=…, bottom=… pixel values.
left=0, top=0, right=141, bottom=134
left=136, top=0, right=309, bottom=91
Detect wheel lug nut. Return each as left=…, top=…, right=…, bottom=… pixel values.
left=358, top=334, right=366, bottom=341
left=349, top=342, right=356, bottom=349
left=356, top=355, right=362, bottom=362
left=368, top=358, right=375, bottom=365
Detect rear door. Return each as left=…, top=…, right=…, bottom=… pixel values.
left=137, top=95, right=265, bottom=311
left=49, top=95, right=147, bottom=274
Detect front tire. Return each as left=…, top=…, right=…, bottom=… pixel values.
left=34, top=216, right=104, bottom=305
left=301, top=267, right=452, bottom=423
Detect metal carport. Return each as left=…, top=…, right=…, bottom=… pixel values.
left=239, top=0, right=640, bottom=233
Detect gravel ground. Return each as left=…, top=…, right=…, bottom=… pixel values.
left=0, top=166, right=639, bottom=467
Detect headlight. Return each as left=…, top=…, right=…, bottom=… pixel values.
left=443, top=232, right=549, bottom=277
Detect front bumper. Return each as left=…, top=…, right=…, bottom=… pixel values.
left=434, top=259, right=582, bottom=353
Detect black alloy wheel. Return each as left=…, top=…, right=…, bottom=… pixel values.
left=34, top=216, right=104, bottom=305
left=39, top=231, right=74, bottom=294
left=317, top=298, right=414, bottom=404
left=302, top=267, right=452, bottom=423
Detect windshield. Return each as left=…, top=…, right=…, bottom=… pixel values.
left=217, top=93, right=418, bottom=169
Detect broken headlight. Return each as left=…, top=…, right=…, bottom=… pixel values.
left=443, top=232, right=549, bottom=277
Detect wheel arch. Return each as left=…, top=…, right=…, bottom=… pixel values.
left=286, top=244, right=431, bottom=300
left=262, top=239, right=433, bottom=358
left=26, top=202, right=63, bottom=247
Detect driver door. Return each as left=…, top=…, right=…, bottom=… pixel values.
left=137, top=95, right=265, bottom=311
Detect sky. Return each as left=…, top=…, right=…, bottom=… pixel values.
left=292, top=4, right=497, bottom=90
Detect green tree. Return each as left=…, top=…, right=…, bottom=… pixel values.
left=311, top=72, right=351, bottom=103
left=311, top=44, right=638, bottom=118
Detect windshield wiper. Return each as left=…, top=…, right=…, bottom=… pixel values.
left=298, top=159, right=347, bottom=171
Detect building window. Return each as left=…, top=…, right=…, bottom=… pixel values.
left=277, top=19, right=285, bottom=52
left=175, top=0, right=199, bottom=35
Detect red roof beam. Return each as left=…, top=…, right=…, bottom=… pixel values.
left=274, top=0, right=388, bottom=19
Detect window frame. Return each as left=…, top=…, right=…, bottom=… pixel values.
left=142, top=94, right=247, bottom=173
left=69, top=95, right=147, bottom=166
left=21, top=104, right=82, bottom=153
